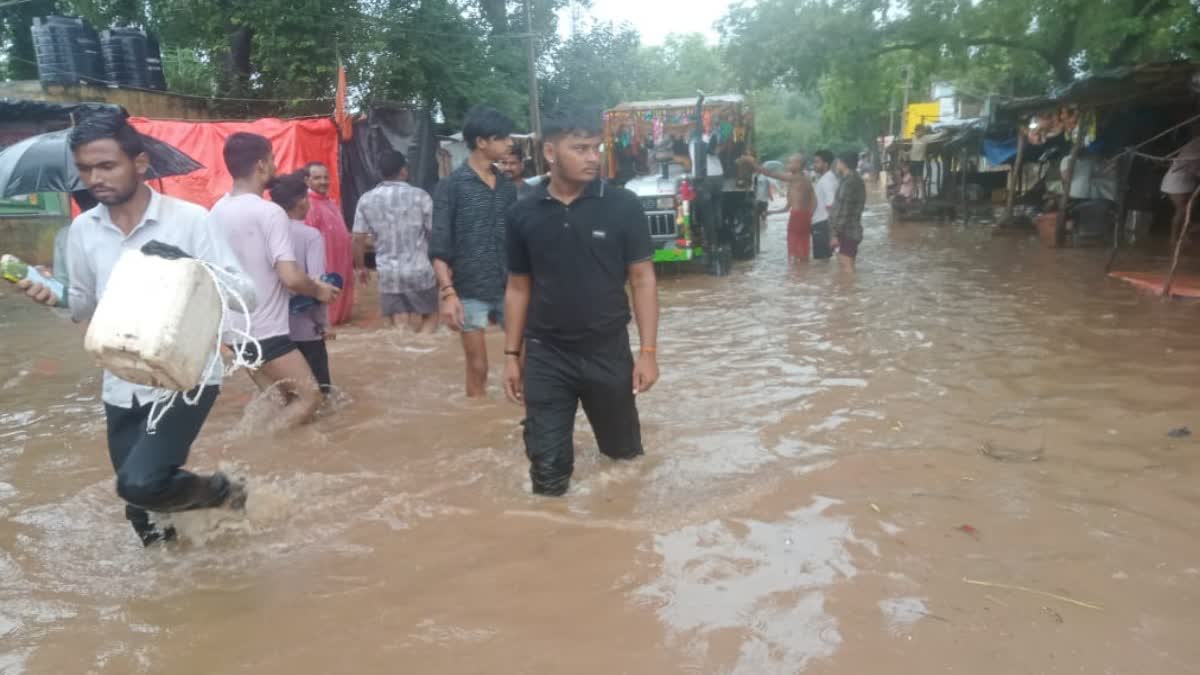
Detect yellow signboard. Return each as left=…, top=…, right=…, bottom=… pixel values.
left=903, top=102, right=941, bottom=139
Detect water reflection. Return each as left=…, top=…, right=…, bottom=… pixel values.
left=636, top=497, right=867, bottom=674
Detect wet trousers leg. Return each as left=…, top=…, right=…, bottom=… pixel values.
left=104, top=385, right=229, bottom=545
left=522, top=332, right=643, bottom=496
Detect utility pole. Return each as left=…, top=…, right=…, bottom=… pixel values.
left=900, top=65, right=914, bottom=138
left=525, top=0, right=543, bottom=172
left=887, top=91, right=896, bottom=142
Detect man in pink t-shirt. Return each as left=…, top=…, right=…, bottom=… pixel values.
left=211, top=133, right=339, bottom=427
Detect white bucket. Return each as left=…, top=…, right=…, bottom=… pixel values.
left=84, top=249, right=222, bottom=391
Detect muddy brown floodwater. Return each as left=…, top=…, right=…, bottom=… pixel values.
left=3, top=195, right=1200, bottom=674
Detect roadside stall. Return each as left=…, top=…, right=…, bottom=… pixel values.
left=995, top=62, right=1200, bottom=261
left=887, top=118, right=1003, bottom=224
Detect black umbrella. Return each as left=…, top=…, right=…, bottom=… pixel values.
left=0, top=128, right=204, bottom=197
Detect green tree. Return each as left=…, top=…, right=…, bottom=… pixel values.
left=357, top=0, right=520, bottom=128
left=633, top=32, right=731, bottom=100
left=751, top=88, right=822, bottom=161
left=722, top=0, right=1200, bottom=91
left=541, top=21, right=643, bottom=110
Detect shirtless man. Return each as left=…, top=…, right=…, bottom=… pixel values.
left=759, top=154, right=816, bottom=263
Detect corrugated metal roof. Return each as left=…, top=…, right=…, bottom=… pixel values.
left=999, top=61, right=1199, bottom=116
left=607, top=94, right=746, bottom=112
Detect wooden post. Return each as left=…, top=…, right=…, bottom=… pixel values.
left=1105, top=150, right=1134, bottom=273
left=1004, top=127, right=1026, bottom=224
left=1057, top=111, right=1087, bottom=247
left=962, top=147, right=970, bottom=225
left=1161, top=184, right=1200, bottom=298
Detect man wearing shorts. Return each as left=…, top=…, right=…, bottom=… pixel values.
left=759, top=153, right=816, bottom=263
left=503, top=107, right=660, bottom=496
left=831, top=151, right=867, bottom=273
left=431, top=106, right=518, bottom=397
left=354, top=150, right=438, bottom=332
left=268, top=171, right=334, bottom=395
left=210, top=133, right=339, bottom=427
left=1162, top=128, right=1200, bottom=245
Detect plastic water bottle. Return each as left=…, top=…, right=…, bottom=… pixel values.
left=2, top=254, right=65, bottom=300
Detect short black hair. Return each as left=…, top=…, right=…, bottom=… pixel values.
left=69, top=111, right=146, bottom=158
left=541, top=107, right=602, bottom=142
left=463, top=106, right=514, bottom=150
left=378, top=150, right=407, bottom=179
left=839, top=151, right=859, bottom=170
left=224, top=132, right=273, bottom=179
left=268, top=170, right=309, bottom=213
left=815, top=149, right=834, bottom=165
left=303, top=161, right=327, bottom=177
left=507, top=143, right=524, bottom=161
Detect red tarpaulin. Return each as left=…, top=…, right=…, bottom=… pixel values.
left=1108, top=270, right=1200, bottom=298
left=129, top=117, right=341, bottom=208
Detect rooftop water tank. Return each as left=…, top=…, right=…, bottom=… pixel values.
left=31, top=16, right=104, bottom=87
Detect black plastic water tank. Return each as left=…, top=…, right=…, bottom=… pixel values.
left=101, top=27, right=151, bottom=89
left=145, top=36, right=167, bottom=91
left=31, top=16, right=104, bottom=87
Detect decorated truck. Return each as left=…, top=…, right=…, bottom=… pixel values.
left=603, top=94, right=757, bottom=273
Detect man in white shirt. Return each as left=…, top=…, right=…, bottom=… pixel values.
left=17, top=112, right=256, bottom=546
left=811, top=149, right=839, bottom=260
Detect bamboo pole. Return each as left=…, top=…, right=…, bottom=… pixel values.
left=1161, top=184, right=1200, bottom=298
left=1004, top=128, right=1026, bottom=224
left=1057, top=112, right=1088, bottom=247
left=961, top=147, right=969, bottom=225
left=1105, top=150, right=1134, bottom=274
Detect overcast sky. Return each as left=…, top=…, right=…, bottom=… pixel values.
left=558, top=0, right=731, bottom=45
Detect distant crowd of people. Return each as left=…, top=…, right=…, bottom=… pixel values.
left=754, top=149, right=868, bottom=272
left=13, top=106, right=659, bottom=547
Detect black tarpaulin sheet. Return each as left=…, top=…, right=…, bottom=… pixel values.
left=340, top=106, right=439, bottom=225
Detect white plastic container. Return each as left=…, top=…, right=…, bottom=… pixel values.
left=84, top=249, right=222, bottom=391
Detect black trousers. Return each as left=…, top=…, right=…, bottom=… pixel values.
left=104, top=386, right=230, bottom=544
left=812, top=220, right=833, bottom=260
left=296, top=339, right=332, bottom=393
left=522, top=330, right=644, bottom=496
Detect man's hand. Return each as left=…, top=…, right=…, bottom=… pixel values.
left=314, top=280, right=341, bottom=304
left=503, top=356, right=524, bottom=405
left=831, top=237, right=840, bottom=251
left=440, top=294, right=465, bottom=332
left=633, top=352, right=659, bottom=395
left=15, top=278, right=60, bottom=307
left=356, top=267, right=370, bottom=286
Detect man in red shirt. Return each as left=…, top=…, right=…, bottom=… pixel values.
left=304, top=162, right=356, bottom=325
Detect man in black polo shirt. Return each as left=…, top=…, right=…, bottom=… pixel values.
left=503, top=108, right=661, bottom=496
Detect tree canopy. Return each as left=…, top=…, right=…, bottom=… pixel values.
left=1, top=0, right=568, bottom=127
left=2, top=0, right=1197, bottom=151
left=720, top=0, right=1200, bottom=146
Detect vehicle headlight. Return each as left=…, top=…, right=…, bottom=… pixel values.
left=656, top=196, right=675, bottom=210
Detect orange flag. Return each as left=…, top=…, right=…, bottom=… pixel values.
left=335, top=63, right=352, bottom=140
